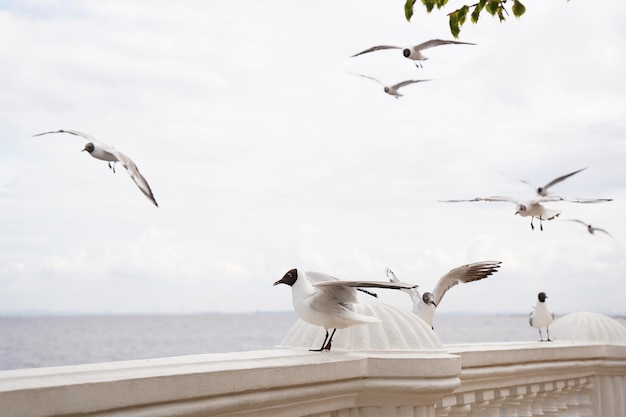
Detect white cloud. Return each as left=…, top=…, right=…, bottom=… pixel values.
left=0, top=0, right=625, bottom=315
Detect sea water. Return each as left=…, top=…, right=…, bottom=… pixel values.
left=1, top=312, right=624, bottom=371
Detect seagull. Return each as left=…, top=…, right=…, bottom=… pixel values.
left=529, top=292, right=554, bottom=342
left=386, top=261, right=501, bottom=329
left=273, top=268, right=417, bottom=351
left=564, top=219, right=613, bottom=238
left=440, top=196, right=612, bottom=231
left=351, top=39, right=476, bottom=68
left=510, top=167, right=587, bottom=197
left=33, top=129, right=158, bottom=207
left=348, top=72, right=430, bottom=98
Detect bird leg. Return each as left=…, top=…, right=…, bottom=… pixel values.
left=309, top=330, right=330, bottom=352
left=538, top=328, right=544, bottom=342
left=546, top=327, right=552, bottom=342
left=108, top=161, right=117, bottom=173
left=322, top=328, right=337, bottom=351
left=530, top=217, right=535, bottom=230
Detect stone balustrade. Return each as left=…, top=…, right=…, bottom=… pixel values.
left=0, top=309, right=624, bottom=417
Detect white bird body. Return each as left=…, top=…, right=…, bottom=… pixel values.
left=33, top=129, right=158, bottom=207
left=291, top=271, right=381, bottom=331
left=516, top=167, right=587, bottom=197
left=440, top=195, right=611, bottom=231
left=565, top=219, right=613, bottom=238
left=348, top=72, right=429, bottom=98
left=352, top=39, right=476, bottom=68
left=529, top=292, right=554, bottom=341
left=274, top=269, right=417, bottom=350
left=387, top=261, right=502, bottom=328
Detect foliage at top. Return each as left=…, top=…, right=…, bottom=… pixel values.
left=404, top=0, right=527, bottom=38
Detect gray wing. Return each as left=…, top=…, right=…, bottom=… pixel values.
left=351, top=45, right=401, bottom=57
left=439, top=196, right=519, bottom=204
left=347, top=72, right=384, bottom=86
left=113, top=150, right=159, bottom=207
left=33, top=129, right=116, bottom=153
left=564, top=219, right=589, bottom=226
left=33, top=129, right=98, bottom=142
left=592, top=227, right=613, bottom=237
left=431, top=261, right=502, bottom=306
left=543, top=168, right=587, bottom=191
left=535, top=196, right=567, bottom=203
left=305, top=271, right=359, bottom=305
left=386, top=267, right=421, bottom=306
left=414, top=39, right=476, bottom=51
left=560, top=197, right=613, bottom=203
left=564, top=220, right=614, bottom=238
left=314, top=279, right=417, bottom=290
left=391, top=79, right=430, bottom=90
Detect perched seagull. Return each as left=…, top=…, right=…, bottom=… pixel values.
left=386, top=261, right=501, bottom=328
left=511, top=167, right=587, bottom=197
left=348, top=72, right=430, bottom=98
left=33, top=129, right=158, bottom=207
left=351, top=39, right=476, bottom=68
left=440, top=196, right=612, bottom=231
left=564, top=219, right=614, bottom=238
left=273, top=268, right=417, bottom=351
left=529, top=292, right=554, bottom=342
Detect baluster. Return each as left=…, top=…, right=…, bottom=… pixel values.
left=542, top=381, right=563, bottom=417
left=564, top=379, right=582, bottom=417
left=519, top=389, right=538, bottom=417
left=501, top=386, right=527, bottom=417
left=484, top=388, right=508, bottom=417
left=468, top=389, right=494, bottom=417
left=436, top=394, right=458, bottom=417
left=531, top=390, right=548, bottom=416
left=576, top=378, right=594, bottom=417
left=414, top=405, right=437, bottom=417
left=434, top=405, right=451, bottom=417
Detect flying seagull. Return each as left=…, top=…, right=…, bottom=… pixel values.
left=529, top=292, right=554, bottom=342
left=440, top=196, right=612, bottom=231
left=348, top=72, right=430, bottom=98
left=510, top=167, right=587, bottom=197
left=351, top=39, right=476, bottom=68
left=564, top=219, right=613, bottom=238
left=386, top=261, right=501, bottom=329
left=33, top=129, right=158, bottom=207
left=273, top=268, right=417, bottom=351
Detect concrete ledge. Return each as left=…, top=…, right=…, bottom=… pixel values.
left=0, top=348, right=461, bottom=417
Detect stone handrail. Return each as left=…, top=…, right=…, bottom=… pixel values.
left=1, top=341, right=625, bottom=417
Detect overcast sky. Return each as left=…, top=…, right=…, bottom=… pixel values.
left=1, top=0, right=625, bottom=316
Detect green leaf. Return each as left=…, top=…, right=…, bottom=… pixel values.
left=436, top=0, right=449, bottom=9
left=497, top=6, right=506, bottom=21
left=449, top=11, right=460, bottom=38
left=405, top=0, right=416, bottom=21
left=457, top=5, right=469, bottom=26
left=512, top=0, right=526, bottom=17
left=486, top=0, right=499, bottom=16
left=471, top=0, right=487, bottom=24
left=421, top=0, right=435, bottom=13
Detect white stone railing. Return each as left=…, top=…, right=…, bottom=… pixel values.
left=439, top=341, right=626, bottom=417
left=1, top=340, right=625, bottom=417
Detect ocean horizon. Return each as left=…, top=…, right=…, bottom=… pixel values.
left=1, top=311, right=624, bottom=371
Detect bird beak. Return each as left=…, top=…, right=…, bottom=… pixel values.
left=273, top=279, right=284, bottom=286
